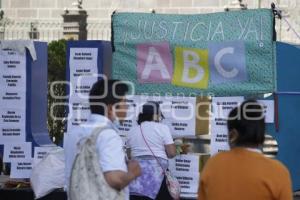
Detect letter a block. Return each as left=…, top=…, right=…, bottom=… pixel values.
left=172, top=47, right=209, bottom=89
left=137, top=42, right=173, bottom=83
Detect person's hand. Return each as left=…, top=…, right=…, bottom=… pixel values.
left=181, top=143, right=191, bottom=154
left=127, top=160, right=141, bottom=179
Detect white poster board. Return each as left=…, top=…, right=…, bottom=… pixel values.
left=169, top=154, right=200, bottom=173
left=67, top=48, right=99, bottom=132
left=69, top=48, right=99, bottom=98
left=118, top=95, right=140, bottom=137
left=168, top=155, right=200, bottom=196
left=3, top=142, right=32, bottom=162
left=118, top=95, right=197, bottom=138
left=33, top=146, right=54, bottom=166
left=67, top=100, right=91, bottom=132
left=0, top=49, right=27, bottom=91
left=10, top=160, right=33, bottom=179
left=163, top=96, right=196, bottom=138
left=0, top=49, right=27, bottom=143
left=210, top=97, right=244, bottom=155
left=175, top=171, right=200, bottom=194
left=258, top=100, right=274, bottom=123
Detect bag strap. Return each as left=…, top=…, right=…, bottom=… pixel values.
left=76, top=125, right=110, bottom=150
left=139, top=125, right=166, bottom=174
left=90, top=125, right=110, bottom=141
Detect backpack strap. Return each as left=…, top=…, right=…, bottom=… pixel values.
left=76, top=125, right=112, bottom=150
left=90, top=125, right=111, bottom=143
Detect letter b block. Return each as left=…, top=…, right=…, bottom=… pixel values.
left=172, top=47, right=209, bottom=89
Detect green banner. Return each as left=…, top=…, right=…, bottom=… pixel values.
left=112, top=9, right=275, bottom=96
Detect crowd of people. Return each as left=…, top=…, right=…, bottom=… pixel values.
left=64, top=79, right=293, bottom=200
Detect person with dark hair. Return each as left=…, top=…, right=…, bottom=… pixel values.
left=127, top=102, right=176, bottom=200
left=65, top=79, right=141, bottom=200
left=198, top=100, right=292, bottom=200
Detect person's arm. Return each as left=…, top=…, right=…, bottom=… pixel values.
left=161, top=125, right=176, bottom=158
left=165, top=143, right=176, bottom=158
left=103, top=160, right=141, bottom=190
left=97, top=131, right=141, bottom=191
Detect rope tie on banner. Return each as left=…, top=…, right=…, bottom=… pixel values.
left=271, top=3, right=300, bottom=42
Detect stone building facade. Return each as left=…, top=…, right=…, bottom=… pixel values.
left=0, top=0, right=299, bottom=43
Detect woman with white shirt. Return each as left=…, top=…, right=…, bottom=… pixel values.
left=127, top=102, right=176, bottom=200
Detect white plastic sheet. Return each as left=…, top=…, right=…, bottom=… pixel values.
left=30, top=147, right=65, bottom=199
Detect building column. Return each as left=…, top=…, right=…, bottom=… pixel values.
left=62, top=0, right=88, bottom=40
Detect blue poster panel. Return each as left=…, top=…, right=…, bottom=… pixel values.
left=267, top=42, right=300, bottom=191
